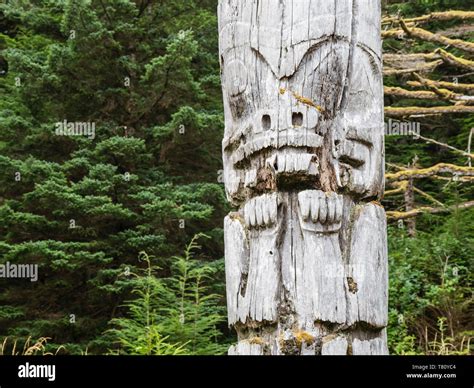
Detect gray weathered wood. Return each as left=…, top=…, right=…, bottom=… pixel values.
left=321, top=336, right=349, bottom=356
left=219, top=0, right=388, bottom=355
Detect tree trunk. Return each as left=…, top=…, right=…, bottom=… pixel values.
left=219, top=0, right=388, bottom=355
left=404, top=158, right=417, bottom=237
left=404, top=178, right=417, bottom=237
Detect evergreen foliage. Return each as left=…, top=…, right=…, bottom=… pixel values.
left=108, top=235, right=227, bottom=355
left=0, top=0, right=228, bottom=354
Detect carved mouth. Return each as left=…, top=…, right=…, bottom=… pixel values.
left=243, top=149, right=320, bottom=191
left=339, top=155, right=365, bottom=169
left=337, top=140, right=371, bottom=169
left=230, top=129, right=323, bottom=167
left=270, top=152, right=319, bottom=175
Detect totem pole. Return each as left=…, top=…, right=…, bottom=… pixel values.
left=219, top=0, right=388, bottom=355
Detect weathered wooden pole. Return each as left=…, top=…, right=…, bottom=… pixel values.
left=219, top=0, right=388, bottom=355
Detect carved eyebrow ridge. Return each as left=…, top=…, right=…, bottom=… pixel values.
left=249, top=35, right=351, bottom=80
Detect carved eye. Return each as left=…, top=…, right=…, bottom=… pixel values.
left=226, top=60, right=248, bottom=97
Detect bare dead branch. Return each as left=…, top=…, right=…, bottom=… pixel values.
left=384, top=60, right=443, bottom=76
left=385, top=105, right=474, bottom=118
left=437, top=24, right=474, bottom=38
left=387, top=201, right=474, bottom=220
left=384, top=86, right=439, bottom=100
left=406, top=79, right=474, bottom=94
left=416, top=134, right=474, bottom=159
left=386, top=163, right=474, bottom=182
left=435, top=48, right=474, bottom=71
left=382, top=11, right=474, bottom=26
left=413, top=187, right=445, bottom=207
left=400, top=20, right=474, bottom=53
left=384, top=181, right=408, bottom=196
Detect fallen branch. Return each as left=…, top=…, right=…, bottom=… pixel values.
left=400, top=20, right=474, bottom=53
left=411, top=73, right=474, bottom=104
left=384, top=84, right=473, bottom=103
left=413, top=187, right=445, bottom=207
left=435, top=48, right=474, bottom=71
left=432, top=175, right=474, bottom=182
left=384, top=60, right=443, bottom=76
left=446, top=71, right=474, bottom=79
left=382, top=29, right=407, bottom=39
left=384, top=50, right=474, bottom=72
left=437, top=24, right=474, bottom=38
left=386, top=162, right=408, bottom=171
left=387, top=201, right=474, bottom=220
left=385, top=181, right=444, bottom=207
left=384, top=53, right=441, bottom=71
left=383, top=11, right=474, bottom=26
left=384, top=53, right=439, bottom=62
left=412, top=72, right=455, bottom=101
left=385, top=181, right=409, bottom=196
left=406, top=79, right=474, bottom=94
left=384, top=86, right=439, bottom=100
left=386, top=163, right=474, bottom=182
left=385, top=105, right=474, bottom=118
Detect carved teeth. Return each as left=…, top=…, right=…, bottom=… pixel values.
left=271, top=153, right=319, bottom=176
left=298, top=191, right=343, bottom=231
left=248, top=205, right=256, bottom=226
left=244, top=169, right=258, bottom=188
left=286, top=155, right=294, bottom=172
left=244, top=193, right=278, bottom=229
left=231, top=131, right=323, bottom=166
left=255, top=202, right=263, bottom=225
left=263, top=203, right=271, bottom=225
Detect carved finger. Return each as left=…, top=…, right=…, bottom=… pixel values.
left=310, top=192, right=320, bottom=223
left=298, top=192, right=311, bottom=221
left=318, top=193, right=328, bottom=224
left=335, top=194, right=343, bottom=223
left=244, top=194, right=278, bottom=229
left=327, top=194, right=336, bottom=224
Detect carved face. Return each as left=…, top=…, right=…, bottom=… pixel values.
left=219, top=0, right=384, bottom=204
